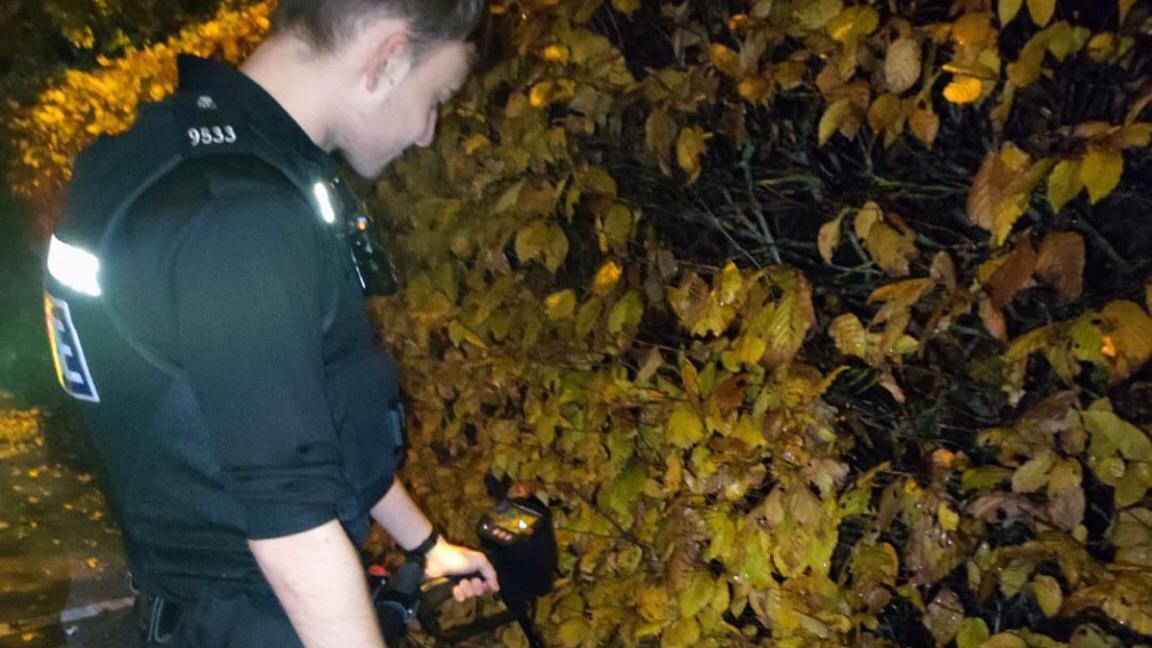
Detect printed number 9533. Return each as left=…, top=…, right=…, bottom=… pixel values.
left=188, top=126, right=237, bottom=146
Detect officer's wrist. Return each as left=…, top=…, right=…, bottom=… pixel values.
left=404, top=526, right=439, bottom=557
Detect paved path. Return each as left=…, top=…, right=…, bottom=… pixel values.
left=0, top=408, right=137, bottom=648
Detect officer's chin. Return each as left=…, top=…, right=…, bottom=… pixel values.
left=345, top=150, right=400, bottom=181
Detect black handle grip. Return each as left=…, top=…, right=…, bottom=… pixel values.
left=420, top=570, right=484, bottom=609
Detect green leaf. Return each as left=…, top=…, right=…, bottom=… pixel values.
left=607, top=290, right=645, bottom=334
left=678, top=571, right=714, bottom=618
left=1083, top=410, right=1152, bottom=461
left=1012, top=451, right=1055, bottom=493
left=955, top=618, right=990, bottom=648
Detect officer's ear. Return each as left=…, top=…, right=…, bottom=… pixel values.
left=363, top=29, right=413, bottom=94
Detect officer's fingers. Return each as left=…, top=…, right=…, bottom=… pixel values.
left=475, top=555, right=500, bottom=592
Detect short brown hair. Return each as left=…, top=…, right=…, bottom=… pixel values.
left=272, top=0, right=485, bottom=58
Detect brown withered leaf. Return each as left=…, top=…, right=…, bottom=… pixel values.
left=818, top=213, right=845, bottom=263
left=924, top=588, right=964, bottom=647
left=979, top=295, right=1008, bottom=341
left=968, top=145, right=1052, bottom=244
left=878, top=370, right=906, bottom=403
left=910, top=107, right=941, bottom=148
left=930, top=252, right=958, bottom=292
left=988, top=237, right=1037, bottom=309
left=714, top=375, right=746, bottom=415
left=1035, top=231, right=1085, bottom=303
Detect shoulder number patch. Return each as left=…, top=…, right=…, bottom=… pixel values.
left=188, top=125, right=237, bottom=147
left=43, top=293, right=101, bottom=403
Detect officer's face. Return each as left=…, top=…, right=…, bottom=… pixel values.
left=339, top=40, right=473, bottom=178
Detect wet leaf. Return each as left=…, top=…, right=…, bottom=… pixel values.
left=1035, top=231, right=1084, bottom=302
left=1033, top=574, right=1063, bottom=617
left=818, top=213, right=845, bottom=263
left=999, top=0, right=1024, bottom=24
left=668, top=402, right=705, bottom=449
left=1047, top=159, right=1084, bottom=212
left=1027, top=0, right=1056, bottom=27
left=1083, top=409, right=1152, bottom=462
left=944, top=75, right=984, bottom=104
left=676, top=126, right=710, bottom=183
left=1080, top=149, right=1124, bottom=204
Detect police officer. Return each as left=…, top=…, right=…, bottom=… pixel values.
left=42, top=1, right=498, bottom=645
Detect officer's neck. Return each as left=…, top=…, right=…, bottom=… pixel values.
left=240, top=36, right=340, bottom=152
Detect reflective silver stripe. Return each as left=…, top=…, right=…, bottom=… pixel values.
left=46, top=235, right=102, bottom=297
left=312, top=181, right=337, bottom=224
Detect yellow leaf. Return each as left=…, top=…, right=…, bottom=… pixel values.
left=1087, top=32, right=1117, bottom=62
left=528, top=79, right=575, bottom=108
left=827, top=5, right=880, bottom=43
left=676, top=126, right=709, bottom=183
left=794, top=0, right=844, bottom=30
left=999, top=0, right=1024, bottom=24
left=818, top=213, right=844, bottom=263
left=1032, top=574, right=1063, bottom=617
left=601, top=203, right=633, bottom=251
left=538, top=45, right=570, bottom=64
left=868, top=94, right=906, bottom=133
left=854, top=201, right=883, bottom=240
left=515, top=219, right=551, bottom=264
left=542, top=224, right=570, bottom=273
left=865, top=221, right=917, bottom=277
left=819, top=98, right=853, bottom=146
left=1120, top=0, right=1138, bottom=24
left=885, top=38, right=922, bottom=94
left=943, top=75, right=984, bottom=104
left=593, top=260, right=622, bottom=295
left=545, top=290, right=577, bottom=320
left=829, top=313, right=868, bottom=359
left=1080, top=148, right=1124, bottom=204
left=667, top=402, right=705, bottom=449
left=557, top=618, right=590, bottom=648
left=953, top=12, right=994, bottom=47
left=937, top=502, right=960, bottom=531
left=710, top=44, right=742, bottom=78
left=610, top=0, right=640, bottom=16
left=1047, top=159, right=1084, bottom=212
left=1027, top=0, right=1056, bottom=27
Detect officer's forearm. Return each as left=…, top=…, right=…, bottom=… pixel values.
left=369, top=478, right=435, bottom=550
left=249, top=519, right=386, bottom=648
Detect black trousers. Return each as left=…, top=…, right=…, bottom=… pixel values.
left=137, top=590, right=304, bottom=647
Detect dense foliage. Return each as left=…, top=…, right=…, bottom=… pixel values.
left=8, top=0, right=1152, bottom=646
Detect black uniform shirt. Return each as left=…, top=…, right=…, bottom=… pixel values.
left=55, top=55, right=405, bottom=600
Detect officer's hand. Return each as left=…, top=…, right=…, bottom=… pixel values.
left=424, top=538, right=500, bottom=602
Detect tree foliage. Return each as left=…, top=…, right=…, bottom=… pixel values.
left=8, top=0, right=1152, bottom=646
